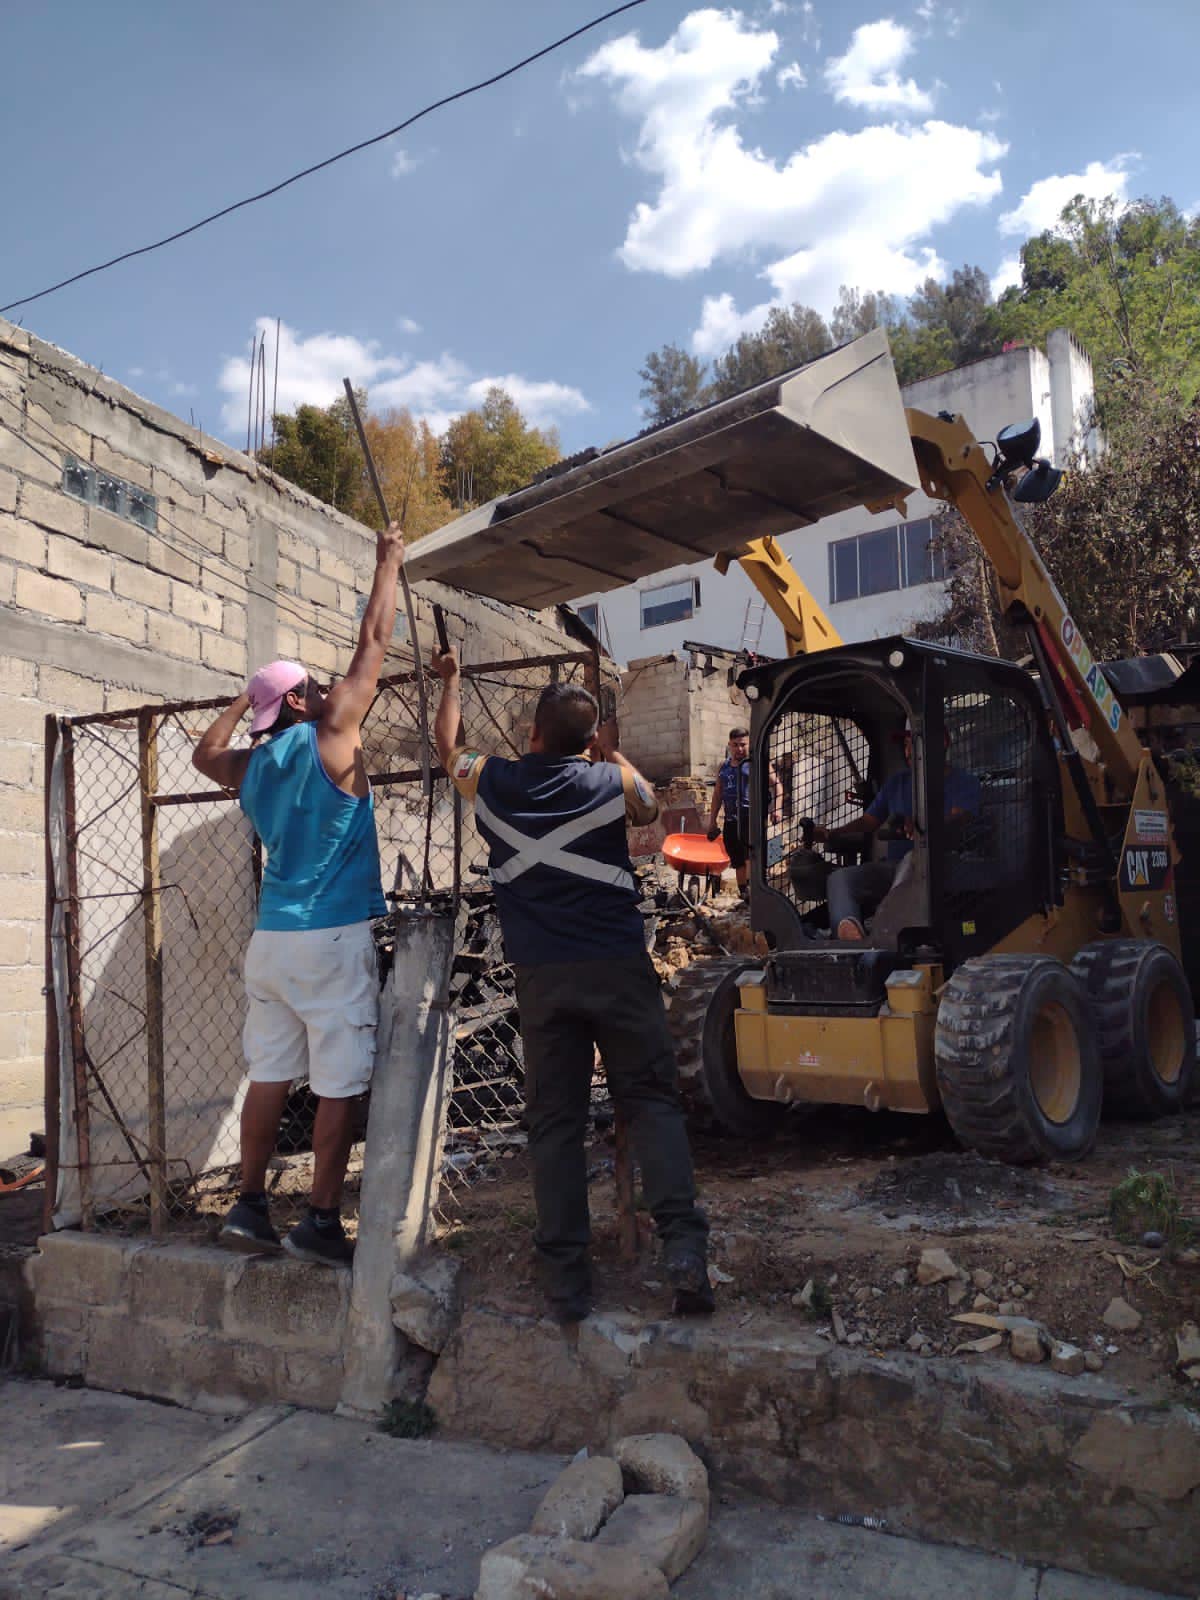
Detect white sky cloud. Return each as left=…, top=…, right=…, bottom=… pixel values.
left=999, top=156, right=1134, bottom=236
left=390, top=147, right=417, bottom=177
left=824, top=20, right=934, bottom=115
left=777, top=61, right=806, bottom=89
left=397, top=316, right=422, bottom=335
left=990, top=255, right=1023, bottom=298
left=217, top=319, right=588, bottom=437
left=578, top=9, right=1005, bottom=346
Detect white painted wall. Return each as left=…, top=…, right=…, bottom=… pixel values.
left=575, top=333, right=1095, bottom=668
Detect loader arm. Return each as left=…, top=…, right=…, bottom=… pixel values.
left=715, top=537, right=843, bottom=657
left=905, top=407, right=1145, bottom=800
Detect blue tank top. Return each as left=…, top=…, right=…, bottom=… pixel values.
left=475, top=754, right=644, bottom=966
left=240, top=722, right=386, bottom=932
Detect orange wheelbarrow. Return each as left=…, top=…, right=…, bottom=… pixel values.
left=661, top=831, right=730, bottom=901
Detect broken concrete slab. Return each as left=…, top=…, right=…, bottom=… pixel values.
left=530, top=1455, right=624, bottom=1540
left=916, top=1248, right=959, bottom=1285
left=614, top=1433, right=709, bottom=1505
left=476, top=1533, right=669, bottom=1600
left=595, top=1493, right=708, bottom=1582
left=429, top=1305, right=1200, bottom=1591
left=389, top=1251, right=462, bottom=1354
left=1101, top=1297, right=1142, bottom=1332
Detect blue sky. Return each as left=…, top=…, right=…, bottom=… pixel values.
left=2, top=0, right=1196, bottom=457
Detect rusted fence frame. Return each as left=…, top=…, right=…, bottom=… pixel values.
left=58, top=721, right=94, bottom=1229
left=137, top=709, right=169, bottom=1237
left=42, top=716, right=61, bottom=1235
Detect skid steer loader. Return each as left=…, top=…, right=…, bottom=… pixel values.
left=407, top=332, right=1196, bottom=1164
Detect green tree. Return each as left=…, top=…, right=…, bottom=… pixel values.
left=268, top=393, right=364, bottom=513
left=707, top=303, right=833, bottom=400
left=638, top=343, right=708, bottom=425
left=829, top=286, right=900, bottom=344
left=998, top=197, right=1200, bottom=409
left=440, top=387, right=560, bottom=509
left=914, top=382, right=1200, bottom=661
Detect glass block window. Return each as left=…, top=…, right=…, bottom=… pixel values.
left=62, top=455, right=157, bottom=532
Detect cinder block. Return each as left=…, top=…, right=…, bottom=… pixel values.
left=168, top=503, right=224, bottom=557
left=0, top=744, right=35, bottom=792
left=278, top=530, right=317, bottom=568
left=0, top=423, right=59, bottom=485
left=224, top=530, right=251, bottom=570
left=112, top=556, right=169, bottom=612
left=20, top=480, right=87, bottom=539
left=207, top=495, right=248, bottom=535
left=15, top=568, right=82, bottom=623
left=0, top=469, right=17, bottom=513
left=0, top=696, right=43, bottom=747
left=37, top=665, right=107, bottom=714
left=86, top=505, right=150, bottom=566
left=222, top=603, right=247, bottom=641
left=7, top=519, right=47, bottom=570
left=145, top=535, right=199, bottom=586
left=0, top=1011, right=28, bottom=1057
left=0, top=655, right=36, bottom=697
left=199, top=562, right=245, bottom=603
left=85, top=1307, right=226, bottom=1403
left=148, top=613, right=199, bottom=661
left=201, top=631, right=247, bottom=676
left=128, top=1241, right=236, bottom=1330
left=223, top=1255, right=350, bottom=1348
left=86, top=592, right=146, bottom=644
left=1, top=875, right=43, bottom=920
left=0, top=920, right=32, bottom=965
left=276, top=557, right=298, bottom=592
left=319, top=548, right=356, bottom=586
left=92, top=437, right=153, bottom=492
left=26, top=1230, right=143, bottom=1307
left=300, top=568, right=338, bottom=609
left=171, top=583, right=221, bottom=628
left=46, top=533, right=111, bottom=592
left=152, top=469, right=203, bottom=514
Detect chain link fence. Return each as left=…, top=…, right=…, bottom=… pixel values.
left=46, top=648, right=606, bottom=1241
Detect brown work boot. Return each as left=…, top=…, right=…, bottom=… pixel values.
left=836, top=918, right=865, bottom=941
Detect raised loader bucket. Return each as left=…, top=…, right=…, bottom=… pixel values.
left=404, top=329, right=919, bottom=608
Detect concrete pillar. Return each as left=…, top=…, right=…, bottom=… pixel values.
left=338, top=909, right=455, bottom=1417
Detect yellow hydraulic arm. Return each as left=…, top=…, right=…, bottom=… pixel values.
left=715, top=537, right=842, bottom=657
left=904, top=408, right=1145, bottom=799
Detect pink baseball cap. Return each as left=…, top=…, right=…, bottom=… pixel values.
left=246, top=660, right=307, bottom=735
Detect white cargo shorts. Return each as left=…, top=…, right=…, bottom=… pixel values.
left=243, top=921, right=379, bottom=1098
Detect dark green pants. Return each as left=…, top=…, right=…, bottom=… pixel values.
left=514, top=952, right=708, bottom=1304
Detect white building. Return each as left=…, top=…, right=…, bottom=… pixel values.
left=572, top=329, right=1095, bottom=666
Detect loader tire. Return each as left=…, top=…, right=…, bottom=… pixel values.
left=935, top=955, right=1101, bottom=1164
left=665, top=957, right=749, bottom=1127
left=699, top=964, right=788, bottom=1139
left=1071, top=940, right=1194, bottom=1119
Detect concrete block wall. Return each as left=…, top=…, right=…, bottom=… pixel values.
left=0, top=315, right=576, bottom=1145
left=618, top=650, right=750, bottom=787
left=27, top=1230, right=354, bottom=1412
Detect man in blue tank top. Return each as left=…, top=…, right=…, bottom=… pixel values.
left=192, top=522, right=403, bottom=1266
left=432, top=646, right=712, bottom=1323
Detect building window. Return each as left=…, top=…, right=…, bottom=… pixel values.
left=640, top=577, right=700, bottom=629
left=576, top=602, right=599, bottom=633
left=828, top=518, right=945, bottom=604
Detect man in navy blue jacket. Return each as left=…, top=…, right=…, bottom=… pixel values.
left=433, top=646, right=710, bottom=1324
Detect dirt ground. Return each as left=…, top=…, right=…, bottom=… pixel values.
left=445, top=887, right=1200, bottom=1401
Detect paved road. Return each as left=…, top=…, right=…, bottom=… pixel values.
left=0, top=1380, right=1182, bottom=1599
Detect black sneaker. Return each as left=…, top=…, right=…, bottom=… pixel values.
left=546, top=1291, right=593, bottom=1326
left=283, top=1214, right=354, bottom=1268
left=219, top=1199, right=281, bottom=1254
left=666, top=1248, right=715, bottom=1316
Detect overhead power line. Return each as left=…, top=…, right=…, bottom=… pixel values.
left=0, top=0, right=648, bottom=317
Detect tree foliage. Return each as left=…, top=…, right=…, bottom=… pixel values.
left=707, top=304, right=833, bottom=400
left=439, top=387, right=560, bottom=509
left=638, top=343, right=707, bottom=426
left=356, top=408, right=453, bottom=538
left=269, top=395, right=364, bottom=514
left=998, top=197, right=1200, bottom=410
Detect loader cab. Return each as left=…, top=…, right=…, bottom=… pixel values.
left=741, top=637, right=1061, bottom=987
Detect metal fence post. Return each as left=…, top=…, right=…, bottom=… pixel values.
left=138, top=709, right=169, bottom=1237
left=59, top=722, right=93, bottom=1230
left=42, top=716, right=61, bottom=1236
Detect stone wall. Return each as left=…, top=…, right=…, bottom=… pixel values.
left=0, top=315, right=575, bottom=1142
left=618, top=648, right=750, bottom=787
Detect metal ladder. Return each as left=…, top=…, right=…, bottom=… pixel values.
left=740, top=593, right=768, bottom=656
